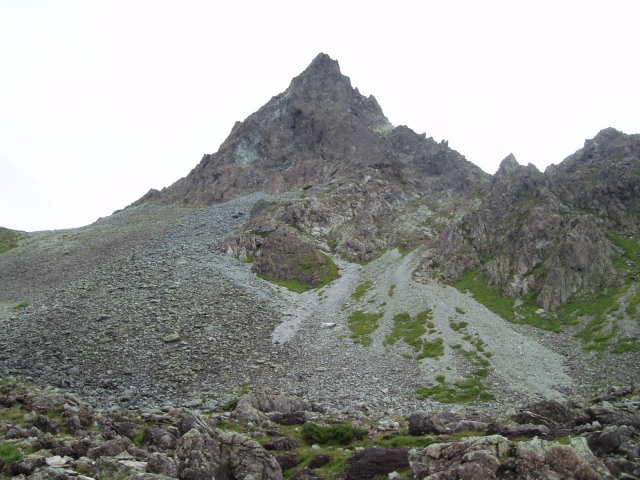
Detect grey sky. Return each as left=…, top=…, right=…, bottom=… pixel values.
left=1, top=0, right=638, bottom=231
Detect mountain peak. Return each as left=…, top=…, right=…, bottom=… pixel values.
left=496, top=153, right=519, bottom=175
left=287, top=53, right=353, bottom=106
left=139, top=53, right=490, bottom=206
left=305, top=52, right=341, bottom=74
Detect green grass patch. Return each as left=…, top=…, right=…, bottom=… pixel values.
left=609, top=232, right=640, bottom=279
left=133, top=432, right=145, bottom=447
left=318, top=252, right=340, bottom=286
left=385, top=310, right=443, bottom=358
left=558, top=288, right=624, bottom=355
left=398, top=244, right=416, bottom=257
left=0, top=227, right=26, bottom=254
left=416, top=375, right=494, bottom=403
left=256, top=252, right=338, bottom=293
left=257, top=274, right=311, bottom=293
left=625, top=287, right=640, bottom=322
left=388, top=284, right=396, bottom=297
left=0, top=443, right=24, bottom=465
left=558, top=290, right=620, bottom=321
left=0, top=406, right=29, bottom=425
left=452, top=269, right=563, bottom=332
left=417, top=338, right=445, bottom=359
left=577, top=316, right=618, bottom=355
left=450, top=321, right=468, bottom=332
left=351, top=280, right=373, bottom=300
left=247, top=229, right=274, bottom=238
left=455, top=307, right=466, bottom=314
left=300, top=422, right=367, bottom=445
left=612, top=337, right=640, bottom=354
left=348, top=310, right=383, bottom=346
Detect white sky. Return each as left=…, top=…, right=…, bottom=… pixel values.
left=1, top=1, right=639, bottom=232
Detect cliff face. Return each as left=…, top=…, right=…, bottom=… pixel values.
left=416, top=128, right=640, bottom=310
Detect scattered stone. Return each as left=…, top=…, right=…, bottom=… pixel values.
left=162, top=333, right=181, bottom=343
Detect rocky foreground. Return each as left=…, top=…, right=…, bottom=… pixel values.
left=1, top=379, right=639, bottom=479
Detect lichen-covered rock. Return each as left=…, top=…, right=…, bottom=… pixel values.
left=267, top=411, right=308, bottom=425
left=33, top=414, right=60, bottom=434
left=143, top=427, right=177, bottom=452
left=410, top=435, right=510, bottom=480
left=308, top=453, right=332, bottom=469
left=240, top=390, right=324, bottom=415
left=587, top=425, right=636, bottom=456
left=217, top=429, right=283, bottom=480
left=230, top=398, right=274, bottom=427
left=514, top=437, right=614, bottom=480
left=264, top=436, right=303, bottom=451
left=578, top=400, right=640, bottom=429
left=174, top=428, right=224, bottom=480
left=406, top=411, right=449, bottom=435
left=275, top=452, right=301, bottom=473
left=344, top=447, right=409, bottom=479
left=9, top=453, right=47, bottom=476
left=146, top=452, right=178, bottom=478
left=87, top=437, right=133, bottom=459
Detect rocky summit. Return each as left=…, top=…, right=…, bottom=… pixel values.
left=1, top=53, right=639, bottom=479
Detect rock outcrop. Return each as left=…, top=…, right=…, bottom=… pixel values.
left=1, top=373, right=639, bottom=479
left=416, top=128, right=640, bottom=311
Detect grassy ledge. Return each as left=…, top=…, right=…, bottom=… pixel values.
left=257, top=251, right=339, bottom=293
left=417, top=374, right=494, bottom=404
left=451, top=269, right=564, bottom=332
left=0, top=227, right=27, bottom=254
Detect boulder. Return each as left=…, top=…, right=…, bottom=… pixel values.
left=275, top=452, right=301, bottom=473
left=264, top=436, right=303, bottom=451
left=242, top=390, right=325, bottom=414
left=587, top=425, right=636, bottom=456
left=9, top=453, right=47, bottom=476
left=523, top=400, right=574, bottom=424
left=289, top=467, right=323, bottom=479
left=34, top=414, right=60, bottom=434
left=410, top=435, right=510, bottom=480
left=230, top=398, right=274, bottom=427
left=406, top=411, right=448, bottom=435
left=578, top=401, right=640, bottom=429
left=345, top=447, right=409, bottom=479
left=267, top=411, right=308, bottom=425
left=514, top=437, right=615, bottom=480
left=146, top=452, right=178, bottom=478
left=308, top=453, right=332, bottom=469
left=87, top=437, right=133, bottom=459
left=143, top=427, right=177, bottom=452
left=217, top=429, right=282, bottom=480
left=175, top=428, right=225, bottom=480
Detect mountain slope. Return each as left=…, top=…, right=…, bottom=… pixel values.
left=0, top=53, right=638, bottom=416
left=417, top=128, right=640, bottom=310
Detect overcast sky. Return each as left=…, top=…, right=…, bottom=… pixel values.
left=1, top=1, right=639, bottom=232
